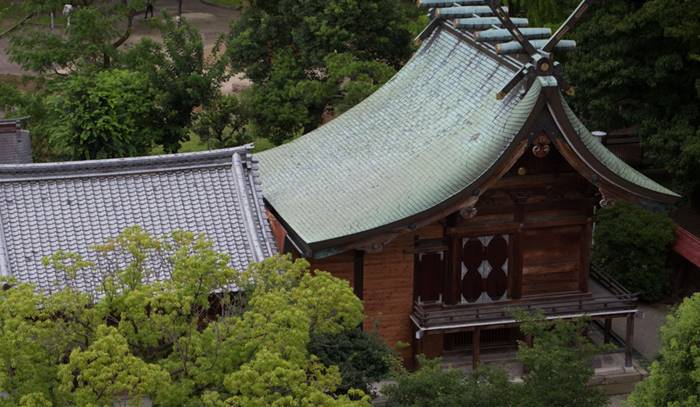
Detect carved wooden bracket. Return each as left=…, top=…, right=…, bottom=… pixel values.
left=532, top=133, right=551, bottom=158
left=460, top=206, right=478, bottom=219
left=598, top=188, right=617, bottom=208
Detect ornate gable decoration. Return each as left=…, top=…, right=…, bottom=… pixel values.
left=418, top=0, right=592, bottom=99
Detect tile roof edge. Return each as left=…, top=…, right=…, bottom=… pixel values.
left=0, top=209, right=10, bottom=278
left=0, top=145, right=254, bottom=182
left=247, top=155, right=277, bottom=257
left=231, top=152, right=267, bottom=262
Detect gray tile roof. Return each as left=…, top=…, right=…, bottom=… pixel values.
left=0, top=146, right=276, bottom=295
left=0, top=119, right=32, bottom=165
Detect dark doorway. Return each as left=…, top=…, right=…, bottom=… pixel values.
left=415, top=251, right=445, bottom=302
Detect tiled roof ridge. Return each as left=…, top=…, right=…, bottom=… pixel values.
left=0, top=145, right=254, bottom=182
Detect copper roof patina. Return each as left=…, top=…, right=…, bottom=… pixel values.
left=258, top=12, right=679, bottom=256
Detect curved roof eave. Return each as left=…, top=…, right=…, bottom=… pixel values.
left=543, top=88, right=681, bottom=204
left=258, top=25, right=530, bottom=248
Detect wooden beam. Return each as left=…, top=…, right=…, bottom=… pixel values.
left=447, top=222, right=521, bottom=237
left=448, top=236, right=461, bottom=305
left=604, top=318, right=612, bottom=344
left=625, top=314, right=634, bottom=367
left=472, top=327, right=481, bottom=369
left=579, top=218, right=593, bottom=292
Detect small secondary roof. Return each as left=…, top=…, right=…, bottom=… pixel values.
left=0, top=147, right=276, bottom=295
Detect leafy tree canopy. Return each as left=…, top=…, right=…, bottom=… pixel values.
left=3, top=12, right=227, bottom=158
left=564, top=0, right=700, bottom=200
left=7, top=0, right=148, bottom=73
left=592, top=202, right=676, bottom=301
left=228, top=0, right=418, bottom=83
left=46, top=68, right=162, bottom=159
left=227, top=0, right=420, bottom=145
left=629, top=293, right=700, bottom=407
left=0, top=227, right=374, bottom=406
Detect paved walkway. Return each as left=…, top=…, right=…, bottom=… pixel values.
left=0, top=0, right=248, bottom=92
left=611, top=302, right=671, bottom=361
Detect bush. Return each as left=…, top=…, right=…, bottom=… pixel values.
left=382, top=356, right=514, bottom=407
left=516, top=314, right=607, bottom=407
left=309, top=329, right=396, bottom=394
left=629, top=293, right=700, bottom=406
left=383, top=315, right=607, bottom=407
left=592, top=202, right=676, bottom=301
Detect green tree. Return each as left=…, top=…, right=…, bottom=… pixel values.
left=309, top=329, right=396, bottom=394
left=382, top=356, right=515, bottom=407
left=629, top=293, right=700, bottom=407
left=4, top=9, right=228, bottom=158
left=121, top=17, right=229, bottom=153
left=592, top=202, right=676, bottom=301
left=47, top=69, right=162, bottom=159
left=228, top=0, right=417, bottom=83
left=189, top=94, right=250, bottom=149
left=240, top=51, right=397, bottom=145
left=228, top=0, right=418, bottom=145
left=565, top=0, right=700, bottom=201
left=0, top=227, right=373, bottom=405
left=516, top=314, right=607, bottom=407
left=7, top=1, right=147, bottom=73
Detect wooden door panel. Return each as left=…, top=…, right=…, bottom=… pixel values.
left=416, top=252, right=445, bottom=302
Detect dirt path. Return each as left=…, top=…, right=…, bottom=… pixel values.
left=0, top=0, right=250, bottom=91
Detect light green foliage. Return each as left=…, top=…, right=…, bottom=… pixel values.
left=0, top=227, right=370, bottom=405
left=57, top=325, right=171, bottom=405
left=516, top=313, right=607, bottom=407
left=47, top=69, right=162, bottom=159
left=629, top=293, right=700, bottom=406
left=592, top=202, right=676, bottom=301
left=564, top=0, right=700, bottom=201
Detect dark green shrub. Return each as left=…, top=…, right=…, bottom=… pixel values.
left=593, top=202, right=675, bottom=301
left=309, top=329, right=395, bottom=394
left=517, top=314, right=608, bottom=407
left=382, top=356, right=514, bottom=407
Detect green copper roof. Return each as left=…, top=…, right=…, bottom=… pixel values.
left=258, top=25, right=679, bottom=249
left=259, top=27, right=529, bottom=245
left=562, top=100, right=680, bottom=198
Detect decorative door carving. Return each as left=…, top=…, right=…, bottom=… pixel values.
left=460, top=235, right=509, bottom=303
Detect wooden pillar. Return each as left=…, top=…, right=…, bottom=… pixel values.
left=353, top=250, right=364, bottom=300
left=604, top=318, right=612, bottom=344
left=510, top=232, right=522, bottom=299
left=579, top=218, right=593, bottom=292
left=447, top=236, right=461, bottom=305
left=625, top=314, right=634, bottom=367
left=472, top=327, right=481, bottom=369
